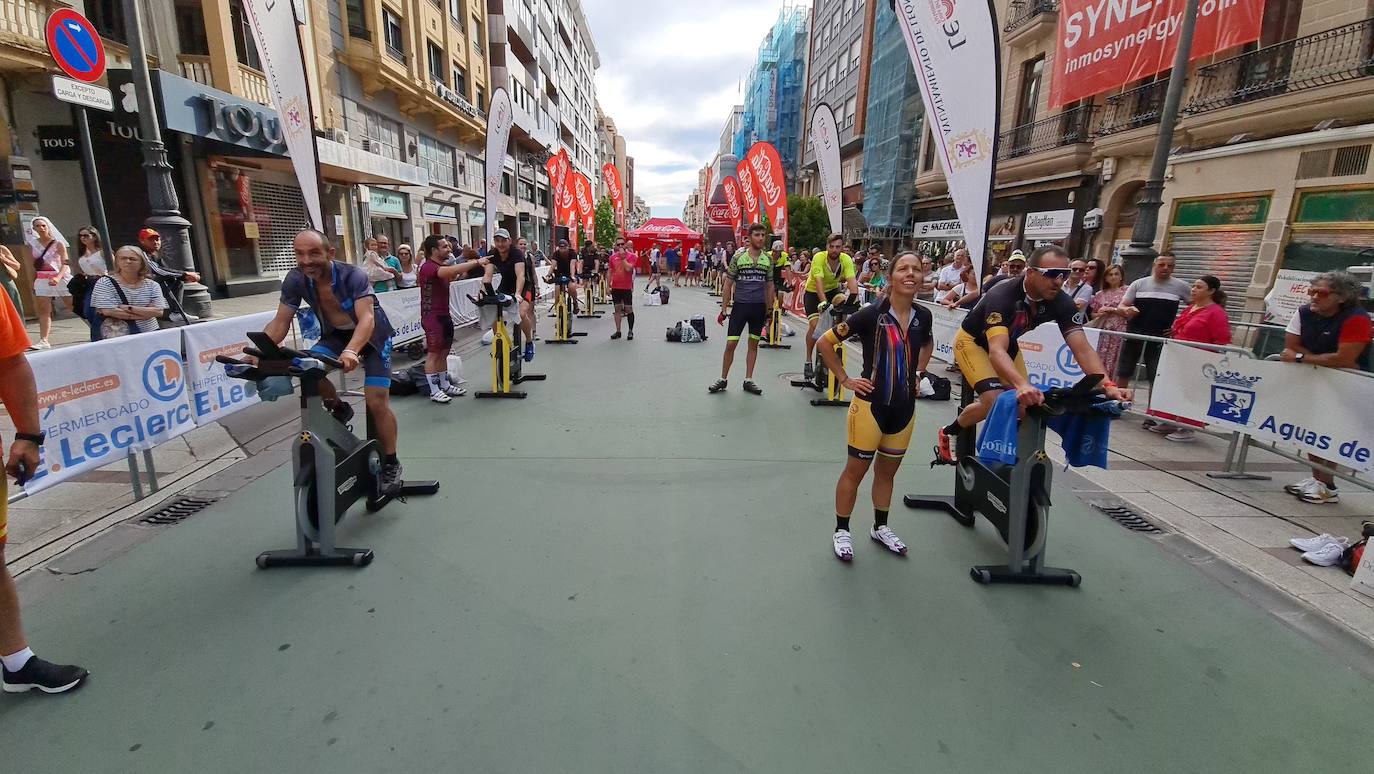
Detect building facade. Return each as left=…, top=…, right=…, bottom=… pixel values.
left=735, top=4, right=808, bottom=185
left=796, top=0, right=869, bottom=228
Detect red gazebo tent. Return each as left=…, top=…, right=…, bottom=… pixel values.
left=624, top=218, right=704, bottom=250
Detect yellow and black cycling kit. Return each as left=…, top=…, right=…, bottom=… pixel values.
left=828, top=299, right=933, bottom=460
left=955, top=274, right=1087, bottom=393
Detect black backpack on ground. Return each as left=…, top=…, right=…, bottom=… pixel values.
left=919, top=373, right=952, bottom=401
left=658, top=286, right=669, bottom=304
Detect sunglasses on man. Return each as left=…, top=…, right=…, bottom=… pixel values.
left=1031, top=267, right=1072, bottom=280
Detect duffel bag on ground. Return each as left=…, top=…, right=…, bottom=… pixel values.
left=918, top=373, right=952, bottom=401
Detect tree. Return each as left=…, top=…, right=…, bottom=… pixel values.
left=787, top=195, right=830, bottom=251
left=594, top=197, right=620, bottom=249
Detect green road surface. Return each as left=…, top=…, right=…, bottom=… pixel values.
left=1, top=289, right=1368, bottom=773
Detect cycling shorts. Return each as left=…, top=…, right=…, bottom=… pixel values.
left=805, top=288, right=847, bottom=320
left=847, top=397, right=915, bottom=460
left=422, top=315, right=454, bottom=354
left=727, top=303, right=767, bottom=341
left=611, top=289, right=634, bottom=306
left=953, top=328, right=1027, bottom=394
left=554, top=275, right=572, bottom=287
left=312, top=330, right=392, bottom=389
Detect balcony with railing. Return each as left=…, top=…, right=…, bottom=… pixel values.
left=1003, top=0, right=1057, bottom=46
left=999, top=103, right=1094, bottom=160
left=0, top=0, right=72, bottom=68
left=178, top=54, right=213, bottom=87
left=1185, top=17, right=1374, bottom=116
left=237, top=64, right=271, bottom=105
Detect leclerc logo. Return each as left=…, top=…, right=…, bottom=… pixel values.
left=143, top=350, right=186, bottom=402
left=1056, top=343, right=1084, bottom=376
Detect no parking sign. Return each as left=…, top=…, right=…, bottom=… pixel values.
left=45, top=9, right=106, bottom=83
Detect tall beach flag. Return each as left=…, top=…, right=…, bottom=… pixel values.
left=743, top=142, right=789, bottom=250
left=242, top=0, right=323, bottom=230
left=889, top=0, right=999, bottom=278
left=602, top=162, right=625, bottom=231
left=484, top=87, right=513, bottom=243
left=735, top=160, right=763, bottom=231
left=809, top=103, right=843, bottom=235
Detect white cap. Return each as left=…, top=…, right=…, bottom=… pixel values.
left=772, top=240, right=784, bottom=250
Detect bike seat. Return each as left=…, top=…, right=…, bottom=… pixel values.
left=472, top=292, right=515, bottom=308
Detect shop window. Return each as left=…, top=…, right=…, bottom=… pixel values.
left=175, top=3, right=209, bottom=56
left=427, top=42, right=446, bottom=85
left=346, top=0, right=370, bottom=39
left=228, top=0, right=262, bottom=70
left=86, top=0, right=127, bottom=45
left=383, top=8, right=405, bottom=61
left=419, top=136, right=457, bottom=188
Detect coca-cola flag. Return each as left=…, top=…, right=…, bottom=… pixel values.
left=573, top=172, right=595, bottom=245
left=735, top=160, right=762, bottom=230
left=744, top=142, right=788, bottom=250
left=809, top=102, right=843, bottom=235
left=891, top=0, right=998, bottom=278
left=1050, top=0, right=1264, bottom=108
left=722, top=176, right=744, bottom=232
left=602, top=162, right=624, bottom=231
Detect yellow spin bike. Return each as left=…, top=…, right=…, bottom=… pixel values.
left=474, top=294, right=545, bottom=399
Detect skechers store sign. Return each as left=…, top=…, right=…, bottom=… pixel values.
left=160, top=71, right=286, bottom=153
left=22, top=330, right=196, bottom=493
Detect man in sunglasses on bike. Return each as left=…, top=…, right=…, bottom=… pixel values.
left=934, top=245, right=1131, bottom=463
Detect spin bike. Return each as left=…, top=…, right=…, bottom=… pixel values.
left=578, top=274, right=605, bottom=318
left=473, top=293, right=545, bottom=398
left=759, top=301, right=791, bottom=350
left=218, top=332, right=440, bottom=568
left=904, top=374, right=1120, bottom=587
left=546, top=277, right=588, bottom=344
left=790, top=296, right=861, bottom=407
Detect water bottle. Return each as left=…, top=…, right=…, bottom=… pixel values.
left=447, top=354, right=464, bottom=385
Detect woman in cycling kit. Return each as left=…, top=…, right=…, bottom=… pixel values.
left=816, top=252, right=934, bottom=562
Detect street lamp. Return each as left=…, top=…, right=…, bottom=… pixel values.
left=1117, top=0, right=1200, bottom=280
left=122, top=0, right=210, bottom=317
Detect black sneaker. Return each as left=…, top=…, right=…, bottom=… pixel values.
left=803, top=362, right=814, bottom=381
left=379, top=461, right=403, bottom=497
left=2, top=656, right=89, bottom=694
left=627, top=331, right=635, bottom=341
left=742, top=380, right=763, bottom=395
left=328, top=399, right=355, bottom=428
left=708, top=379, right=728, bottom=394
left=610, top=331, right=622, bottom=340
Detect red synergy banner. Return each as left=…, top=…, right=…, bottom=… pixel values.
left=744, top=142, right=788, bottom=250
left=735, top=161, right=763, bottom=230
left=601, top=162, right=625, bottom=230
left=1050, top=0, right=1265, bottom=108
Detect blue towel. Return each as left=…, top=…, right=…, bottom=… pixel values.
left=976, top=390, right=1021, bottom=466
left=1046, top=402, right=1118, bottom=469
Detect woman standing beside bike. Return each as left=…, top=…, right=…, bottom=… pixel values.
left=816, top=252, right=934, bottom=562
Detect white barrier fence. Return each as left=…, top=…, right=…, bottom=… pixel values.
left=1152, top=343, right=1374, bottom=474
left=919, top=301, right=1100, bottom=391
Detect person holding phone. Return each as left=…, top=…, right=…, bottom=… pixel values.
left=0, top=289, right=89, bottom=694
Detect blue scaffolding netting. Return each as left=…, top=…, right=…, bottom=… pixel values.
left=734, top=3, right=809, bottom=185
left=860, top=0, right=924, bottom=229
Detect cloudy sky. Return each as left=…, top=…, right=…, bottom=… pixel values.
left=582, top=0, right=796, bottom=220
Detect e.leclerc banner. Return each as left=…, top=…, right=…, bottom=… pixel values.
left=484, top=87, right=513, bottom=243
left=602, top=162, right=625, bottom=230
left=735, top=160, right=763, bottom=230
left=744, top=142, right=789, bottom=249
left=809, top=102, right=844, bottom=235
left=891, top=0, right=998, bottom=279
left=21, top=329, right=195, bottom=494
left=181, top=311, right=274, bottom=425
left=242, top=0, right=323, bottom=229
left=1050, top=0, right=1264, bottom=108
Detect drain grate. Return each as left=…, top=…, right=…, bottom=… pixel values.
left=1092, top=503, right=1164, bottom=534
left=140, top=495, right=220, bottom=526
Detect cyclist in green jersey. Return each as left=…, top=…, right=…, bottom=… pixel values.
left=803, top=234, right=862, bottom=380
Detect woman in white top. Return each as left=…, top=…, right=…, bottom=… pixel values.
left=395, top=243, right=418, bottom=288
left=26, top=216, right=71, bottom=349
left=90, top=245, right=167, bottom=337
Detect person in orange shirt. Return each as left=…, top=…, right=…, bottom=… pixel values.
left=0, top=290, right=88, bottom=694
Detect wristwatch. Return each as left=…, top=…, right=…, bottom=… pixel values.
left=1295, top=352, right=1306, bottom=363
left=14, top=432, right=45, bottom=445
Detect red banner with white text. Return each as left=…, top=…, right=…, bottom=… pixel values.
left=573, top=172, right=595, bottom=245
left=735, top=160, right=762, bottom=230
left=744, top=142, right=788, bottom=250
left=601, top=162, right=625, bottom=231
left=1050, top=0, right=1265, bottom=109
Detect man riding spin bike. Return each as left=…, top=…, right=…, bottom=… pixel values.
left=935, top=244, right=1131, bottom=462
left=816, top=252, right=934, bottom=561
left=262, top=229, right=405, bottom=493
left=418, top=234, right=487, bottom=404
left=607, top=238, right=639, bottom=340
left=548, top=238, right=578, bottom=314
left=479, top=228, right=536, bottom=362
left=709, top=223, right=775, bottom=395
left=803, top=234, right=861, bottom=381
